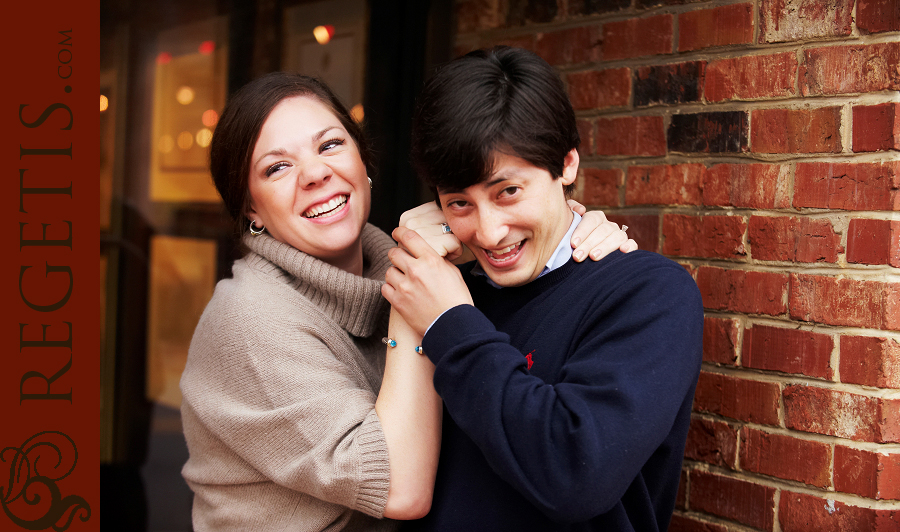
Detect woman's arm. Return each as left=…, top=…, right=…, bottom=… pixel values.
left=375, top=307, right=442, bottom=519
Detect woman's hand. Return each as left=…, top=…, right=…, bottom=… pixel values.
left=400, top=202, right=473, bottom=264
left=566, top=199, right=638, bottom=262
left=383, top=227, right=474, bottom=336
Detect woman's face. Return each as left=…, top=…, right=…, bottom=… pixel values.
left=246, top=95, right=371, bottom=273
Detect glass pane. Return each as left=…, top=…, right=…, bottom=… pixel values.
left=149, top=17, right=227, bottom=203
left=146, top=235, right=217, bottom=408
left=283, top=0, right=367, bottom=116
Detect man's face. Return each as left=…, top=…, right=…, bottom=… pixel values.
left=438, top=149, right=578, bottom=287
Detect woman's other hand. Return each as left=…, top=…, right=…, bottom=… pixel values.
left=400, top=202, right=473, bottom=264
left=566, top=199, right=638, bottom=263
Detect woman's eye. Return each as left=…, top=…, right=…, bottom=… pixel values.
left=320, top=138, right=345, bottom=153
left=265, top=162, right=290, bottom=177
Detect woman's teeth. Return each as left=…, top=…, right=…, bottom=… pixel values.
left=304, top=195, right=347, bottom=218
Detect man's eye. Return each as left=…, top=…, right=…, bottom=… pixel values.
left=500, top=187, right=519, bottom=197
left=448, top=200, right=468, bottom=208
left=266, top=162, right=290, bottom=177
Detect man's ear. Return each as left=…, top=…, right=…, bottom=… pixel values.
left=560, top=148, right=579, bottom=187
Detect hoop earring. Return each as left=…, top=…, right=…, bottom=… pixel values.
left=249, top=220, right=265, bottom=236
left=367, top=176, right=373, bottom=189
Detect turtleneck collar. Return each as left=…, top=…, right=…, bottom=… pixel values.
left=241, top=224, right=395, bottom=337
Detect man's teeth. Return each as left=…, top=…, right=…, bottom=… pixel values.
left=487, top=242, right=519, bottom=258
left=304, top=195, right=347, bottom=218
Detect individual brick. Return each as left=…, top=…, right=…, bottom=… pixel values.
left=779, top=491, right=900, bottom=531
left=595, top=116, right=666, bottom=157
left=577, top=119, right=594, bottom=157
left=751, top=107, right=842, bottom=154
left=759, top=0, right=853, bottom=43
left=662, top=214, right=747, bottom=259
left=506, top=0, right=557, bottom=26
left=634, top=61, right=705, bottom=107
left=567, top=68, right=630, bottom=111
left=743, top=325, right=834, bottom=379
left=840, top=336, right=900, bottom=389
left=793, top=161, right=900, bottom=211
left=580, top=168, right=621, bottom=206
left=668, top=111, right=748, bottom=153
left=802, top=42, right=900, bottom=96
left=601, top=14, right=673, bottom=60
left=625, top=163, right=704, bottom=206
left=568, top=0, right=630, bottom=17
left=857, top=0, right=900, bottom=33
left=790, top=274, right=899, bottom=331
left=740, top=428, right=832, bottom=488
left=456, top=0, right=503, bottom=33
left=702, top=316, right=739, bottom=366
left=697, top=267, right=788, bottom=316
left=679, top=4, right=754, bottom=52
left=693, top=372, right=781, bottom=425
left=606, top=214, right=660, bottom=253
left=748, top=216, right=843, bottom=263
left=853, top=103, right=900, bottom=152
left=705, top=53, right=798, bottom=102
left=685, top=418, right=738, bottom=469
left=534, top=25, right=601, bottom=66
left=834, top=446, right=900, bottom=500
left=689, top=471, right=775, bottom=530
left=783, top=385, right=896, bottom=442
left=703, top=164, right=791, bottom=209
left=847, top=219, right=900, bottom=267
left=668, top=514, right=729, bottom=532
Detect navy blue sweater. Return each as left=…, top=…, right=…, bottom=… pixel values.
left=402, top=250, right=703, bottom=531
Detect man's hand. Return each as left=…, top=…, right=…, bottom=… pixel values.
left=383, top=226, right=475, bottom=336
left=566, top=199, right=638, bottom=262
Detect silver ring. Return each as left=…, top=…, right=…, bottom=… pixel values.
left=621, top=225, right=629, bottom=234
left=440, top=222, right=453, bottom=234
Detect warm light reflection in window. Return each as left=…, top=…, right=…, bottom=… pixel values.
left=196, top=128, right=213, bottom=148
left=100, top=94, right=109, bottom=112
left=198, top=40, right=215, bottom=55
left=201, top=109, right=219, bottom=127
left=158, top=135, right=175, bottom=154
left=177, top=131, right=194, bottom=150
left=350, top=104, right=364, bottom=123
left=157, top=52, right=172, bottom=65
left=176, top=86, right=195, bottom=105
left=313, top=25, right=335, bottom=44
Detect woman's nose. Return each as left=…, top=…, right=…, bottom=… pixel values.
left=299, top=159, right=332, bottom=188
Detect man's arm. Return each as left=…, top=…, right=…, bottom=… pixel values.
left=386, top=235, right=703, bottom=522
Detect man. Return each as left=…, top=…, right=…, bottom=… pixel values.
left=382, top=46, right=703, bottom=531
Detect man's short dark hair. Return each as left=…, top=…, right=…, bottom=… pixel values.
left=410, top=46, right=579, bottom=195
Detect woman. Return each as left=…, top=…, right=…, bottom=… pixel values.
left=180, top=72, right=632, bottom=531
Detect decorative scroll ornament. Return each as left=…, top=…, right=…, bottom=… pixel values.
left=1, top=431, right=91, bottom=530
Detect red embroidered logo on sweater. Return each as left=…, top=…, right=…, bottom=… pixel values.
left=525, top=350, right=534, bottom=370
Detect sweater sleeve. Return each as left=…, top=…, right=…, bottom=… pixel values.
left=421, top=257, right=703, bottom=523
left=181, top=293, right=390, bottom=517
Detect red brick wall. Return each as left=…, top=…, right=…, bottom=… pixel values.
left=452, top=0, right=900, bottom=529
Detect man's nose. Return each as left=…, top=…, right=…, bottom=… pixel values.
left=475, top=207, right=509, bottom=248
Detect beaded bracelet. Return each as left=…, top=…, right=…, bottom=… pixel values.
left=383, top=337, right=424, bottom=355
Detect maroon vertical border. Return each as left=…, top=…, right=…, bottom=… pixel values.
left=1, top=0, right=100, bottom=530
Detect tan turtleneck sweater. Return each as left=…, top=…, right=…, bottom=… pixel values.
left=180, top=224, right=399, bottom=532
